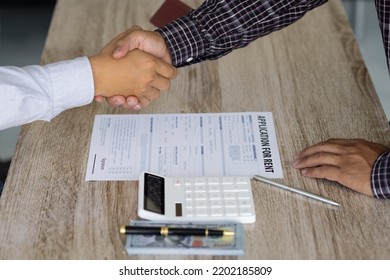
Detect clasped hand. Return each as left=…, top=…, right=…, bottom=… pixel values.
left=90, top=26, right=176, bottom=110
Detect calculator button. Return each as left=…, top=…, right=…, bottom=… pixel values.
left=184, top=178, right=192, bottom=185
left=223, top=200, right=238, bottom=208
left=207, top=177, right=220, bottom=185
left=194, top=185, right=207, bottom=192
left=225, top=208, right=239, bottom=216
left=185, top=208, right=194, bottom=217
left=209, top=192, right=223, bottom=200
left=237, top=192, right=251, bottom=199
left=210, top=208, right=223, bottom=216
left=195, top=193, right=207, bottom=200
left=238, top=199, right=251, bottom=207
left=185, top=200, right=194, bottom=208
left=209, top=200, right=223, bottom=208
left=222, top=185, right=249, bottom=192
left=222, top=177, right=234, bottom=184
left=173, top=178, right=182, bottom=186
left=195, top=208, right=208, bottom=217
left=208, top=185, right=221, bottom=192
left=194, top=177, right=206, bottom=185
left=185, top=185, right=193, bottom=192
left=235, top=177, right=249, bottom=184
left=185, top=193, right=194, bottom=200
left=223, top=192, right=236, bottom=199
left=239, top=207, right=254, bottom=216
left=195, top=200, right=208, bottom=208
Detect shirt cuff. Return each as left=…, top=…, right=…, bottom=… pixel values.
left=371, top=151, right=390, bottom=199
left=44, top=56, right=94, bottom=118
left=157, top=16, right=205, bottom=67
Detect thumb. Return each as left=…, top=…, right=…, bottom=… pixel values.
left=113, top=40, right=131, bottom=59
left=112, top=26, right=144, bottom=59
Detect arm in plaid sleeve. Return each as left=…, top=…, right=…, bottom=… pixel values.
left=157, top=0, right=328, bottom=67
left=371, top=151, right=390, bottom=199
left=374, top=0, right=390, bottom=74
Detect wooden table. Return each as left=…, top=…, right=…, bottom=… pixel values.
left=0, top=0, right=389, bottom=259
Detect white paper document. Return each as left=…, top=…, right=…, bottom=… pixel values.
left=85, top=112, right=283, bottom=181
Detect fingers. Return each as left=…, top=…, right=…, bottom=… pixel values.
left=146, top=58, right=177, bottom=93
left=104, top=95, right=141, bottom=110
left=293, top=140, right=344, bottom=172
left=300, top=165, right=341, bottom=182
left=117, top=89, right=159, bottom=110
left=295, top=139, right=348, bottom=160
left=94, top=96, right=106, bottom=103
left=292, top=148, right=343, bottom=183
left=106, top=96, right=127, bottom=107
left=293, top=151, right=342, bottom=170
left=103, top=87, right=160, bottom=111
left=120, top=97, right=141, bottom=110
left=113, top=26, right=143, bottom=59
left=150, top=74, right=173, bottom=92
left=292, top=138, right=380, bottom=196
left=139, top=88, right=160, bottom=107
left=125, top=96, right=139, bottom=108
left=296, top=138, right=390, bottom=164
left=155, top=59, right=178, bottom=79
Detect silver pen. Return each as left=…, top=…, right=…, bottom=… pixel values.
left=252, top=175, right=340, bottom=207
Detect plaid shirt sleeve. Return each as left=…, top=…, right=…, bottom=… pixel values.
left=374, top=0, right=390, bottom=74
left=371, top=151, right=390, bottom=199
left=372, top=0, right=390, bottom=198
left=157, top=0, right=328, bottom=67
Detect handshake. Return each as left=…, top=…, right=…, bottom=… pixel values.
left=89, top=26, right=178, bottom=110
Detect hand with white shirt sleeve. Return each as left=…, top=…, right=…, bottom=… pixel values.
left=91, top=27, right=177, bottom=108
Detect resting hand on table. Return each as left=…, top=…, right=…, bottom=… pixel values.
left=293, top=138, right=390, bottom=196
left=99, top=25, right=173, bottom=109
left=91, top=26, right=177, bottom=109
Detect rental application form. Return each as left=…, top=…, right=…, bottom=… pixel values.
left=85, top=112, right=283, bottom=181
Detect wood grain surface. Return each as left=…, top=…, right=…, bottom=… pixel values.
left=0, top=0, right=389, bottom=259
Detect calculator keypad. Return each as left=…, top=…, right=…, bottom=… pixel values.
left=173, top=176, right=255, bottom=221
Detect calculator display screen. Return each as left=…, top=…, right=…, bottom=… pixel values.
left=144, top=173, right=165, bottom=214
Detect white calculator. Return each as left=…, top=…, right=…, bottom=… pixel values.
left=137, top=172, right=256, bottom=223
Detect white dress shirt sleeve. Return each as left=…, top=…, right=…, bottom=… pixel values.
left=0, top=56, right=94, bottom=130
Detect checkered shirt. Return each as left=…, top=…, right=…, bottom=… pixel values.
left=372, top=152, right=390, bottom=199
left=157, top=0, right=390, bottom=198
left=157, top=0, right=328, bottom=66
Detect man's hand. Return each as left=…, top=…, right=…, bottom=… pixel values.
left=90, top=27, right=177, bottom=108
left=293, top=138, right=390, bottom=196
left=112, top=25, right=172, bottom=63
